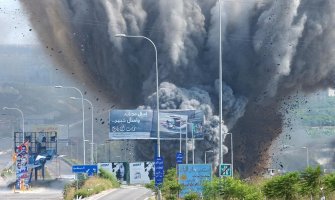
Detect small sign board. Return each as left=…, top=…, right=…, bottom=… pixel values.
left=176, top=152, right=184, bottom=164
left=154, top=157, right=164, bottom=186
left=220, top=163, right=232, bottom=177
left=72, top=165, right=98, bottom=176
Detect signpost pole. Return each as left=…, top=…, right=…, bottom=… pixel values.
left=179, top=123, right=182, bottom=153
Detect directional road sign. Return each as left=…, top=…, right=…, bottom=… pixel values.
left=176, top=152, right=184, bottom=164
left=154, top=157, right=164, bottom=186
left=72, top=165, right=98, bottom=176
left=220, top=163, right=232, bottom=177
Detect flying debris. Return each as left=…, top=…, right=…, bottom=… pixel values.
left=21, top=0, right=335, bottom=177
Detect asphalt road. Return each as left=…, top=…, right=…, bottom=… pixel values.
left=0, top=189, right=63, bottom=200
left=94, top=185, right=154, bottom=200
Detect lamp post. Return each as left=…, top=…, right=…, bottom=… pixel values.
left=185, top=123, right=188, bottom=164
left=96, top=144, right=105, bottom=163
left=114, top=33, right=160, bottom=157
left=301, top=147, right=309, bottom=168
left=71, top=97, right=94, bottom=165
left=55, top=85, right=86, bottom=164
left=3, top=107, right=24, bottom=143
left=223, top=132, right=234, bottom=177
left=205, top=150, right=214, bottom=164
left=218, top=0, right=224, bottom=166
left=186, top=122, right=195, bottom=164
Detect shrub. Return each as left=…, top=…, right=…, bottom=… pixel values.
left=160, top=168, right=182, bottom=199
left=184, top=192, right=200, bottom=200
left=98, top=168, right=120, bottom=187
left=263, top=172, right=300, bottom=200
left=323, top=173, right=335, bottom=192
left=203, top=177, right=263, bottom=200
left=74, top=188, right=91, bottom=198
left=299, top=166, right=323, bottom=199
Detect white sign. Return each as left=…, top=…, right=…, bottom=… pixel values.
left=98, top=162, right=127, bottom=181
left=129, top=162, right=154, bottom=184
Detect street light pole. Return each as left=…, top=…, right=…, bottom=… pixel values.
left=3, top=107, right=24, bottom=143
left=218, top=0, right=223, bottom=166
left=302, top=147, right=309, bottom=168
left=205, top=150, right=214, bottom=164
left=115, top=34, right=160, bottom=157
left=192, top=124, right=194, bottom=164
left=185, top=124, right=188, bottom=164
left=186, top=122, right=194, bottom=164
left=223, top=132, right=234, bottom=177
left=55, top=85, right=86, bottom=164
left=71, top=97, right=94, bottom=165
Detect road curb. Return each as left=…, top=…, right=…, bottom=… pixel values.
left=82, top=188, right=118, bottom=200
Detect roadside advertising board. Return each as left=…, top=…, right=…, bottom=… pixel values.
left=178, top=164, right=212, bottom=198
left=97, top=162, right=128, bottom=182
left=129, top=162, right=155, bottom=184
left=109, top=110, right=204, bottom=140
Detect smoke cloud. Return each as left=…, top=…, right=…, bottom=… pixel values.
left=21, top=0, right=335, bottom=176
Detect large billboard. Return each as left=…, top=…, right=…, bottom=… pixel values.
left=129, top=162, right=155, bottom=184
left=97, top=162, right=128, bottom=182
left=178, top=164, right=212, bottom=198
left=109, top=110, right=204, bottom=140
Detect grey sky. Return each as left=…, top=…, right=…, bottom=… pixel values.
left=0, top=0, right=38, bottom=45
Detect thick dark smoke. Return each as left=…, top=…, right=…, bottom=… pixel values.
left=21, top=0, right=335, bottom=177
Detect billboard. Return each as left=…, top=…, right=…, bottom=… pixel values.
left=109, top=110, right=204, bottom=140
left=109, top=110, right=153, bottom=139
left=15, top=142, right=30, bottom=190
left=30, top=124, right=68, bottom=139
left=97, top=162, right=128, bottom=182
left=129, top=162, right=155, bottom=184
left=178, top=164, right=212, bottom=198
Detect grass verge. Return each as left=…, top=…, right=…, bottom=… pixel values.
left=63, top=168, right=120, bottom=200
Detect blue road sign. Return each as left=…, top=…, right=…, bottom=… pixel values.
left=154, top=157, right=164, bottom=186
left=72, top=165, right=98, bottom=176
left=176, top=152, right=183, bottom=164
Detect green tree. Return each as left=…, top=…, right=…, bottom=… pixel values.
left=263, top=172, right=300, bottom=200
left=322, top=172, right=335, bottom=197
left=299, top=166, right=323, bottom=199
left=323, top=173, right=335, bottom=192
left=161, top=168, right=182, bottom=200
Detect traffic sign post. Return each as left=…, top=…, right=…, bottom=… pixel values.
left=220, top=163, right=232, bottom=177
left=72, top=165, right=98, bottom=176
left=176, top=152, right=183, bottom=164
left=154, top=157, right=164, bottom=186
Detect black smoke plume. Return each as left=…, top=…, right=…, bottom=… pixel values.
left=21, top=0, right=335, bottom=177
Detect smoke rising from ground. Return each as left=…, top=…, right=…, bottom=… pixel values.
left=21, top=0, right=335, bottom=176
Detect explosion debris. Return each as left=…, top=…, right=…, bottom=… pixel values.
left=21, top=0, right=335, bottom=177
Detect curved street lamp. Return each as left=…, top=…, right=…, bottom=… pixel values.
left=71, top=97, right=94, bottom=164
left=3, top=107, right=24, bottom=143
left=114, top=34, right=161, bottom=157
left=55, top=85, right=86, bottom=164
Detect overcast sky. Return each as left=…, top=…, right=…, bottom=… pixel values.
left=0, top=0, right=38, bottom=45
